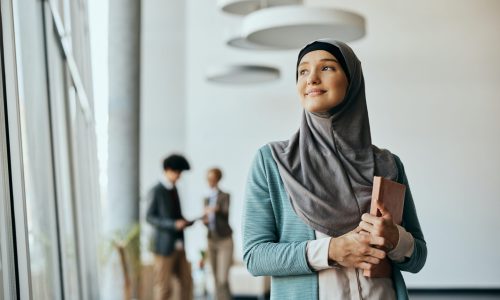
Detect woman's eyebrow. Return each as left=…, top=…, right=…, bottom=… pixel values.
left=320, top=58, right=339, bottom=63
left=299, top=58, right=339, bottom=67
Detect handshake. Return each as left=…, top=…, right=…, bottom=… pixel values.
left=174, top=215, right=204, bottom=230
left=175, top=205, right=219, bottom=230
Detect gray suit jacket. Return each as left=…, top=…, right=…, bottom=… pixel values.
left=146, top=183, right=185, bottom=256
left=204, top=190, right=232, bottom=239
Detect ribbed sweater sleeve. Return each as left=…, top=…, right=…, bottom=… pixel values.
left=243, top=148, right=314, bottom=276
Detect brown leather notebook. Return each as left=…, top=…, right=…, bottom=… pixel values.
left=363, top=176, right=406, bottom=277
left=369, top=176, right=406, bottom=225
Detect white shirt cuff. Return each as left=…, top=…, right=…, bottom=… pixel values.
left=388, top=224, right=415, bottom=262
left=306, top=237, right=332, bottom=271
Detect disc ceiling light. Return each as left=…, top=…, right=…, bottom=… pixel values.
left=206, top=65, right=280, bottom=84
left=217, top=0, right=301, bottom=15
left=241, top=6, right=366, bottom=49
left=226, top=35, right=279, bottom=50
left=223, top=21, right=280, bottom=50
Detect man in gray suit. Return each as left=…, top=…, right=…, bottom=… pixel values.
left=203, top=168, right=233, bottom=300
left=147, top=154, right=194, bottom=300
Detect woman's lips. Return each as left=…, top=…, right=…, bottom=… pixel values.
left=306, top=89, right=326, bottom=96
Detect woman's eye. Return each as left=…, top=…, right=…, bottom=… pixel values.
left=299, top=69, right=308, bottom=76
left=322, top=66, right=336, bottom=71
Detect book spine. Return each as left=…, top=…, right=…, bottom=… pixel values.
left=371, top=176, right=382, bottom=216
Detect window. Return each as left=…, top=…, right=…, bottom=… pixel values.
left=14, top=0, right=63, bottom=298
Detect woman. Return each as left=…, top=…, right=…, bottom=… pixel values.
left=242, top=39, right=427, bottom=300
left=203, top=168, right=233, bottom=300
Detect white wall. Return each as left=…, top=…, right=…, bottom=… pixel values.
left=142, top=0, right=500, bottom=288
left=140, top=0, right=187, bottom=192
left=140, top=0, right=187, bottom=263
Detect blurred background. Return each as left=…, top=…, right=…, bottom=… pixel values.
left=1, top=0, right=499, bottom=299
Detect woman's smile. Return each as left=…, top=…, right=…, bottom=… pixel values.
left=305, top=88, right=327, bottom=96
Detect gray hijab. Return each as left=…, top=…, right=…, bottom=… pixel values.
left=269, top=39, right=398, bottom=237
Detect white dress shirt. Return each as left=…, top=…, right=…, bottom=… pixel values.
left=207, top=188, right=219, bottom=231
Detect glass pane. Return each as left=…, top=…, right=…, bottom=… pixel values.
left=1, top=98, right=5, bottom=300
left=15, top=0, right=62, bottom=299
left=70, top=0, right=92, bottom=95
left=68, top=84, right=101, bottom=300
left=45, top=9, right=82, bottom=300
left=0, top=205, right=4, bottom=300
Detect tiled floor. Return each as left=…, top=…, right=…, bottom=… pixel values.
left=410, top=296, right=500, bottom=300
left=202, top=292, right=500, bottom=300
left=197, top=290, right=500, bottom=300
left=409, top=291, right=500, bottom=300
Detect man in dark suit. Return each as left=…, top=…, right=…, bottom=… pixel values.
left=203, top=168, right=233, bottom=300
left=147, top=154, right=193, bottom=300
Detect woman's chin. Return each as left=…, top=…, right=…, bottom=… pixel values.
left=305, top=106, right=330, bottom=114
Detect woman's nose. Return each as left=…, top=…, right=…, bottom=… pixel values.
left=307, top=71, right=320, bottom=85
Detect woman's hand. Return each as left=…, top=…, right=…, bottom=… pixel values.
left=359, top=205, right=399, bottom=252
left=328, top=227, right=386, bottom=270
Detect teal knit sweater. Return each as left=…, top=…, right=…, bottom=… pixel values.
left=243, top=145, right=427, bottom=300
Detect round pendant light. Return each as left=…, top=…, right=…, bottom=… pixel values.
left=242, top=6, right=366, bottom=49
left=226, top=35, right=280, bottom=50
left=217, top=0, right=302, bottom=15
left=206, top=65, right=280, bottom=84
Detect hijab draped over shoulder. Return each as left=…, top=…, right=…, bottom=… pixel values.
left=269, top=39, right=398, bottom=237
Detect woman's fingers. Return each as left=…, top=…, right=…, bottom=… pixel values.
left=361, top=213, right=397, bottom=243
left=377, top=204, right=393, bottom=221
left=356, top=235, right=386, bottom=259
left=369, top=235, right=394, bottom=250
left=361, top=213, right=379, bottom=224
left=369, top=235, right=385, bottom=247
left=369, top=247, right=386, bottom=259
left=363, top=256, right=381, bottom=265
left=359, top=220, right=374, bottom=233
left=356, top=222, right=396, bottom=252
left=352, top=226, right=363, bottom=233
left=357, top=262, right=373, bottom=270
left=361, top=213, right=384, bottom=234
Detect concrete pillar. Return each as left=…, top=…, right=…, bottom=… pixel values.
left=103, top=0, right=141, bottom=299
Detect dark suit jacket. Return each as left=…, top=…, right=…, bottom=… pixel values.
left=204, top=190, right=233, bottom=240
left=146, top=182, right=185, bottom=256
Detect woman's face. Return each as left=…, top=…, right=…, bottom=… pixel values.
left=297, top=50, right=349, bottom=113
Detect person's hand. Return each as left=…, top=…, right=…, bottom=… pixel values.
left=202, top=216, right=209, bottom=225
left=363, top=256, right=392, bottom=278
left=328, top=227, right=386, bottom=270
left=356, top=228, right=392, bottom=277
left=359, top=204, right=399, bottom=252
left=205, top=206, right=219, bottom=215
left=204, top=206, right=217, bottom=214
left=175, top=219, right=188, bottom=230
